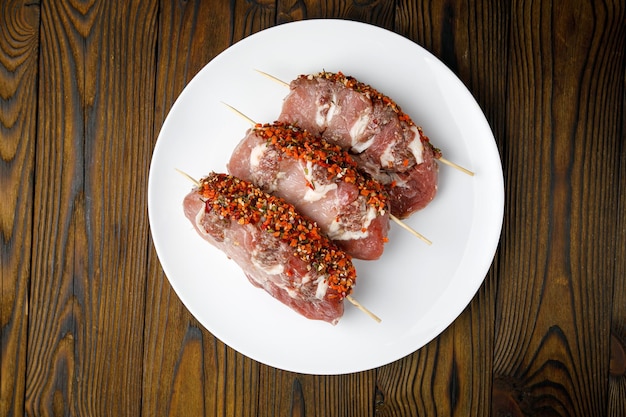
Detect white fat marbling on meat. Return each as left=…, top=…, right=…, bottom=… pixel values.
left=302, top=161, right=337, bottom=202
left=408, top=126, right=424, bottom=164
left=349, top=111, right=371, bottom=147
left=351, top=136, right=375, bottom=154
left=251, top=253, right=285, bottom=275
left=195, top=204, right=210, bottom=237
left=304, top=184, right=338, bottom=202
left=380, top=142, right=395, bottom=168
left=327, top=96, right=339, bottom=121
left=390, top=174, right=408, bottom=188
left=327, top=205, right=377, bottom=240
left=315, top=94, right=338, bottom=127
left=250, top=143, right=268, bottom=168
left=315, top=276, right=329, bottom=299
left=257, top=269, right=312, bottom=300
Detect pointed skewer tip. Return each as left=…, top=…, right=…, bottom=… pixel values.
left=346, top=295, right=381, bottom=323
left=175, top=168, right=201, bottom=187
left=255, top=69, right=290, bottom=87
left=222, top=102, right=257, bottom=126
left=437, top=157, right=474, bottom=176
left=389, top=214, right=432, bottom=245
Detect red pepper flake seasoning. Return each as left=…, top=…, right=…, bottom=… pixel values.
left=197, top=172, right=356, bottom=298
left=253, top=122, right=388, bottom=215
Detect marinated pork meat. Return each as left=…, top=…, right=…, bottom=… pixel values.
left=278, top=71, right=441, bottom=218
left=228, top=122, right=390, bottom=260
left=183, top=173, right=356, bottom=325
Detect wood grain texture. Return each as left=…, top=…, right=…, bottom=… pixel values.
left=278, top=0, right=394, bottom=29
left=24, top=0, right=157, bottom=415
left=609, top=27, right=626, bottom=413
left=153, top=0, right=232, bottom=124
left=0, top=1, right=39, bottom=416
left=254, top=369, right=376, bottom=416
left=493, top=1, right=625, bottom=416
left=232, top=0, right=275, bottom=42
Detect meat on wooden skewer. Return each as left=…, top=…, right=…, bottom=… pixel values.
left=259, top=70, right=473, bottom=219
left=182, top=172, right=380, bottom=324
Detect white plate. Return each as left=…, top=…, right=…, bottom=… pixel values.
left=148, top=19, right=504, bottom=375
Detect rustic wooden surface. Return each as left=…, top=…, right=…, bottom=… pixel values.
left=1, top=0, right=625, bottom=416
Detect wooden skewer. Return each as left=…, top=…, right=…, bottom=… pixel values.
left=346, top=295, right=381, bottom=323
left=438, top=157, right=475, bottom=176
left=222, top=102, right=256, bottom=126
left=390, top=214, right=431, bottom=245
left=175, top=168, right=201, bottom=187
left=176, top=168, right=381, bottom=323
left=256, top=69, right=290, bottom=88
left=222, top=103, right=431, bottom=246
left=255, top=69, right=475, bottom=176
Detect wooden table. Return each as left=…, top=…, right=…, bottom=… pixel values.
left=2, top=1, right=625, bottom=416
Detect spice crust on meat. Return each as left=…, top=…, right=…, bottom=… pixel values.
left=251, top=122, right=388, bottom=216
left=197, top=172, right=356, bottom=298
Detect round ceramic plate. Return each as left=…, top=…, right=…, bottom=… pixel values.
left=148, top=19, right=504, bottom=375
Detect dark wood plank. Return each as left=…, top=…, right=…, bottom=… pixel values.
left=253, top=368, right=376, bottom=416
left=0, top=1, right=40, bottom=416
left=375, top=1, right=508, bottom=415
left=154, top=0, right=234, bottom=124
left=492, top=1, right=625, bottom=416
left=23, top=1, right=157, bottom=414
left=231, top=0, right=276, bottom=42
left=609, top=21, right=626, bottom=412
left=278, top=0, right=394, bottom=29
left=610, top=228, right=626, bottom=415
left=607, top=8, right=626, bottom=417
